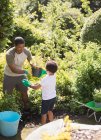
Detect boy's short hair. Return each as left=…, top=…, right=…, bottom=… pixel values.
left=14, top=37, right=25, bottom=46
left=46, top=60, right=58, bottom=73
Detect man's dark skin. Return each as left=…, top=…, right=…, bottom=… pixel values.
left=8, top=43, right=34, bottom=110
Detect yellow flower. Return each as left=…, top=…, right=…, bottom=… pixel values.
left=42, top=115, right=72, bottom=140
left=64, top=115, right=69, bottom=124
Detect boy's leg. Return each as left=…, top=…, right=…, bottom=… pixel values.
left=48, top=111, right=54, bottom=122
left=41, top=114, right=47, bottom=124
left=41, top=100, right=49, bottom=124
left=47, top=97, right=56, bottom=122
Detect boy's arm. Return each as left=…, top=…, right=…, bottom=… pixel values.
left=30, top=84, right=41, bottom=90
left=30, top=77, right=45, bottom=90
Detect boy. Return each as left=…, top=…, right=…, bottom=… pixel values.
left=30, top=60, right=58, bottom=124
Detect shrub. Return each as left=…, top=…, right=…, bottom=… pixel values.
left=10, top=17, right=45, bottom=47
left=75, top=43, right=101, bottom=102
left=60, top=8, right=84, bottom=39
left=0, top=0, right=14, bottom=50
left=70, top=0, right=101, bottom=13
left=0, top=91, right=21, bottom=112
left=30, top=1, right=84, bottom=59
left=0, top=53, right=6, bottom=90
left=93, top=89, right=101, bottom=103
left=29, top=89, right=42, bottom=114
left=81, top=9, right=101, bottom=44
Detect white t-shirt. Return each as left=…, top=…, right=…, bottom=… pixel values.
left=4, top=47, right=32, bottom=76
left=40, top=74, right=56, bottom=100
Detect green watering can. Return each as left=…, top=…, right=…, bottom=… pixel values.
left=31, top=67, right=47, bottom=78
left=22, top=79, right=31, bottom=87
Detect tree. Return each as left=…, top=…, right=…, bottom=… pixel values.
left=0, top=0, right=14, bottom=50
left=81, top=9, right=101, bottom=44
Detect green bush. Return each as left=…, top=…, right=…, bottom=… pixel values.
left=60, top=8, right=84, bottom=39
left=0, top=53, right=6, bottom=90
left=0, top=91, right=21, bottom=112
left=81, top=9, right=101, bottom=44
left=10, top=17, right=45, bottom=47
left=75, top=43, right=101, bottom=102
left=29, top=89, right=41, bottom=114
left=30, top=0, right=84, bottom=59
left=0, top=0, right=14, bottom=49
left=70, top=0, right=101, bottom=13
left=93, top=89, right=101, bottom=103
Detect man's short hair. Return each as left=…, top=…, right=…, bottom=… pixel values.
left=46, top=60, right=58, bottom=73
left=14, top=37, right=25, bottom=46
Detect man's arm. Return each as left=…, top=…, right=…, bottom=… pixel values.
left=6, top=53, right=26, bottom=74
left=26, top=49, right=38, bottom=68
left=8, top=64, right=25, bottom=74
left=30, top=84, right=41, bottom=90
left=26, top=49, right=34, bottom=67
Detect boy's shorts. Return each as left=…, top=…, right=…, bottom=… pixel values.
left=41, top=97, right=56, bottom=115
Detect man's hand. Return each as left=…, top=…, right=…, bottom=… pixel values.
left=24, top=70, right=29, bottom=75
left=22, top=79, right=31, bottom=87
left=30, top=63, right=36, bottom=68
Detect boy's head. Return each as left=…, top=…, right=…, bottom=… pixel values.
left=14, top=37, right=25, bottom=54
left=46, top=60, right=58, bottom=74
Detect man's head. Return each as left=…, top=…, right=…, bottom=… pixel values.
left=14, top=37, right=25, bottom=54
left=46, top=60, right=58, bottom=74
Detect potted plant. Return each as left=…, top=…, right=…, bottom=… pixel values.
left=93, top=89, right=101, bottom=108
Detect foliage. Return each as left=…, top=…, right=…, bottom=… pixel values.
left=0, top=0, right=14, bottom=50
left=2, top=42, right=101, bottom=113
left=29, top=89, right=42, bottom=114
left=1, top=0, right=101, bottom=114
left=30, top=0, right=83, bottom=59
left=10, top=16, right=45, bottom=47
left=81, top=9, right=101, bottom=44
left=75, top=43, right=101, bottom=102
left=93, top=89, right=101, bottom=103
left=70, top=0, right=101, bottom=13
left=0, top=53, right=6, bottom=90
left=0, top=90, right=21, bottom=112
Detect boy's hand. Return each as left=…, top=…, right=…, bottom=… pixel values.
left=30, top=63, right=36, bottom=67
left=30, top=63, right=41, bottom=69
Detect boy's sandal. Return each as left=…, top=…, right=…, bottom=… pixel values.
left=25, top=122, right=35, bottom=128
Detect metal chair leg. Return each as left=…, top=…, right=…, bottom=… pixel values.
left=94, top=112, right=101, bottom=123
left=87, top=109, right=101, bottom=123
left=87, top=109, right=95, bottom=118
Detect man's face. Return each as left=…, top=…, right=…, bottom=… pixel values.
left=15, top=44, right=25, bottom=54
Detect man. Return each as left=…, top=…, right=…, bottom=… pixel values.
left=3, top=37, right=33, bottom=111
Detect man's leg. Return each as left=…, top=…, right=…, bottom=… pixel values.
left=19, top=89, right=29, bottom=110
left=3, top=75, right=16, bottom=94
left=16, top=75, right=29, bottom=110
